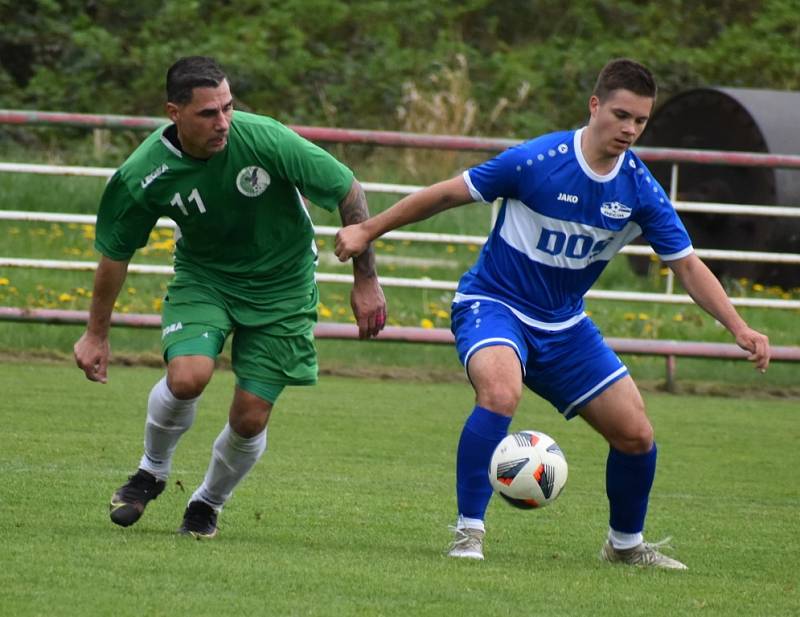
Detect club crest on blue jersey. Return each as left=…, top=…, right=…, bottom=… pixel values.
left=600, top=201, right=632, bottom=219
left=236, top=166, right=270, bottom=197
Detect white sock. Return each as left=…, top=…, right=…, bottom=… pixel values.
left=191, top=423, right=267, bottom=511
left=457, top=515, right=486, bottom=532
left=138, top=376, right=200, bottom=481
left=608, top=528, right=644, bottom=550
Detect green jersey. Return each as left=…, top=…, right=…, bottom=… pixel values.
left=95, top=111, right=353, bottom=300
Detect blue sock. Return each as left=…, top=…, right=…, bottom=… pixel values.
left=456, top=405, right=512, bottom=520
left=606, top=443, right=657, bottom=533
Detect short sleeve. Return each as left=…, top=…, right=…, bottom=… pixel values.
left=267, top=124, right=354, bottom=212
left=94, top=172, right=159, bottom=260
left=464, top=143, right=529, bottom=203
left=636, top=179, right=693, bottom=261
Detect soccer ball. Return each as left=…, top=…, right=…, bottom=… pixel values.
left=489, top=431, right=568, bottom=509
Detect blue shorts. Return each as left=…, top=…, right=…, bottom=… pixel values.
left=451, top=299, right=628, bottom=419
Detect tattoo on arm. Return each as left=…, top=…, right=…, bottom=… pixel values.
left=339, top=181, right=377, bottom=279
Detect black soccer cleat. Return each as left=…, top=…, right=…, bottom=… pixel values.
left=178, top=501, right=218, bottom=539
left=109, top=469, right=166, bottom=527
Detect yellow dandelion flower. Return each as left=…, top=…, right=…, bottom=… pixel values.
left=468, top=244, right=479, bottom=252
left=336, top=307, right=347, bottom=316
left=638, top=313, right=649, bottom=320
left=623, top=312, right=636, bottom=321
left=659, top=268, right=669, bottom=276
left=58, top=293, right=75, bottom=302
left=420, top=318, right=434, bottom=329
left=0, top=278, right=8, bottom=286
left=752, top=283, right=765, bottom=292
left=319, top=306, right=333, bottom=318
left=673, top=314, right=684, bottom=322
left=127, top=287, right=136, bottom=295
left=435, top=309, right=449, bottom=319
left=317, top=239, right=326, bottom=248
left=375, top=240, right=385, bottom=248
left=446, top=245, right=456, bottom=254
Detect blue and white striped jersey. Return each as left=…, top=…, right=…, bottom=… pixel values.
left=458, top=127, right=693, bottom=330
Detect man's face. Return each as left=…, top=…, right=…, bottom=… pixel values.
left=166, top=79, right=233, bottom=159
left=588, top=88, right=653, bottom=158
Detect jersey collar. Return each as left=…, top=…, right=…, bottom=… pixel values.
left=573, top=127, right=625, bottom=183
left=160, top=125, right=183, bottom=158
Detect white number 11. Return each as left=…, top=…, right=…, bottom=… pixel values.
left=170, top=188, right=207, bottom=215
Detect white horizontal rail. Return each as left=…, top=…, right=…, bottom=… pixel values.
left=2, top=210, right=800, bottom=264
left=2, top=257, right=799, bottom=309
left=3, top=161, right=800, bottom=217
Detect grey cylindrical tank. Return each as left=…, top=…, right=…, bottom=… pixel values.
left=637, top=87, right=800, bottom=286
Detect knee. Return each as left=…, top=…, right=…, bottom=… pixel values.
left=476, top=381, right=522, bottom=416
left=614, top=420, right=654, bottom=454
left=230, top=409, right=268, bottom=438
left=167, top=369, right=211, bottom=400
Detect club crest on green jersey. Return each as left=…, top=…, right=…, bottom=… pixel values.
left=236, top=166, right=270, bottom=197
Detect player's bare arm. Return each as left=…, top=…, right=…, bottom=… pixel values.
left=668, top=253, right=770, bottom=371
left=74, top=256, right=130, bottom=383
left=335, top=175, right=473, bottom=261
left=337, top=179, right=387, bottom=338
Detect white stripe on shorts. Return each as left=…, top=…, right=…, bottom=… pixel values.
left=453, top=293, right=586, bottom=332
left=463, top=337, right=526, bottom=380
left=563, top=366, right=628, bottom=417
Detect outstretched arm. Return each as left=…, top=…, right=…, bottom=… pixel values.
left=337, top=180, right=387, bottom=339
left=334, top=175, right=473, bottom=261
left=668, top=253, right=770, bottom=371
left=73, top=255, right=130, bottom=383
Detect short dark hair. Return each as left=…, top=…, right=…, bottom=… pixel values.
left=593, top=58, right=657, bottom=102
left=166, top=56, right=228, bottom=104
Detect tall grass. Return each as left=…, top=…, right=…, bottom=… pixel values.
left=1, top=139, right=798, bottom=393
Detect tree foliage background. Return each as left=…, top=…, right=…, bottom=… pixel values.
left=1, top=0, right=799, bottom=137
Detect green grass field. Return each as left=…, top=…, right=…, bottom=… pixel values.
left=1, top=361, right=798, bottom=617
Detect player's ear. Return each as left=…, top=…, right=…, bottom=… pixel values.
left=166, top=102, right=180, bottom=123
left=588, top=95, right=600, bottom=118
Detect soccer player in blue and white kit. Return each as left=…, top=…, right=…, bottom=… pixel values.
left=334, top=58, right=770, bottom=568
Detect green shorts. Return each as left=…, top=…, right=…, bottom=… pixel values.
left=160, top=279, right=319, bottom=403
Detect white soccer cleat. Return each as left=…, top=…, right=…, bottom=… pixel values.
left=447, top=526, right=485, bottom=560
left=600, top=538, right=688, bottom=570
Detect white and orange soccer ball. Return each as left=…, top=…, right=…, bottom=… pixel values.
left=489, top=431, right=568, bottom=509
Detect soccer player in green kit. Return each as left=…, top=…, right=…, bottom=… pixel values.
left=74, top=56, right=387, bottom=538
